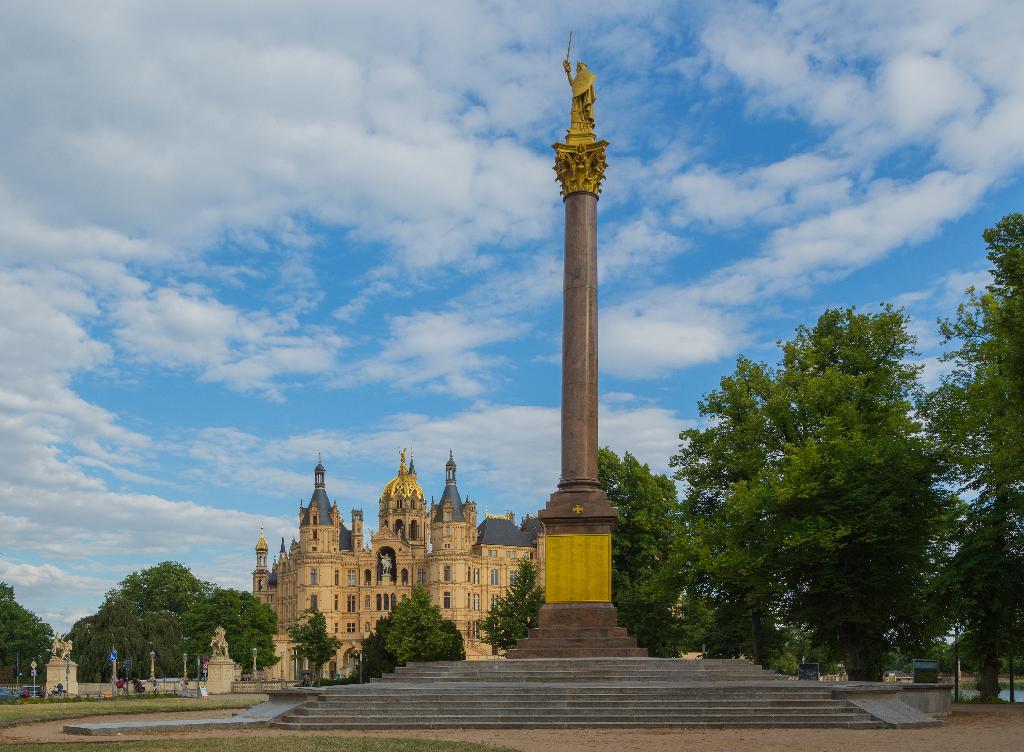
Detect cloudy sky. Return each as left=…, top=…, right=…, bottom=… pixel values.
left=2, top=0, right=1023, bottom=634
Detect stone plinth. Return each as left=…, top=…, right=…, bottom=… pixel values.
left=45, top=658, right=78, bottom=696
left=205, top=656, right=235, bottom=695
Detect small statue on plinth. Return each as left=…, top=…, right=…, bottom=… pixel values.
left=50, top=633, right=72, bottom=661
left=210, top=626, right=229, bottom=658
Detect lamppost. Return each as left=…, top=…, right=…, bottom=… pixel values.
left=182, top=651, right=188, bottom=690
left=149, top=650, right=155, bottom=683
left=251, top=647, right=257, bottom=687
left=65, top=654, right=70, bottom=699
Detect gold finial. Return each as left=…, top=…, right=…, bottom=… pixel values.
left=554, top=39, right=608, bottom=197
left=399, top=448, right=407, bottom=474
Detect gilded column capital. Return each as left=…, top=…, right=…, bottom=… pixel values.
left=552, top=140, right=609, bottom=198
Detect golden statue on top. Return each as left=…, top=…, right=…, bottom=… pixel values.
left=553, top=33, right=608, bottom=197
left=562, top=32, right=597, bottom=144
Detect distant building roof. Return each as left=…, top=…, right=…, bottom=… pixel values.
left=477, top=516, right=536, bottom=546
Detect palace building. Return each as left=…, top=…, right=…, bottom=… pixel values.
left=251, top=451, right=544, bottom=678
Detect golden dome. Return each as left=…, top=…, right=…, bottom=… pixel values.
left=255, top=526, right=268, bottom=553
left=380, top=449, right=425, bottom=504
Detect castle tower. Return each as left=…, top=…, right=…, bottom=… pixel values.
left=299, top=455, right=342, bottom=554
left=378, top=449, right=428, bottom=549
left=252, top=527, right=269, bottom=599
left=430, top=451, right=473, bottom=551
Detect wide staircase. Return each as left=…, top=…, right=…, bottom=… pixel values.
left=270, top=658, right=883, bottom=730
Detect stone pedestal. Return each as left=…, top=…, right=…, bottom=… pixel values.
left=45, top=658, right=78, bottom=696
left=205, top=656, right=235, bottom=695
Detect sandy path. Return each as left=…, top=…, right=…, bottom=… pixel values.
left=1, top=704, right=1021, bottom=751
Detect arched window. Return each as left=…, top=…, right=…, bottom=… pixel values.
left=395, top=519, right=405, bottom=538
left=364, top=569, right=372, bottom=585
left=376, top=594, right=382, bottom=611
left=410, top=520, right=419, bottom=540
left=392, top=593, right=397, bottom=607
left=401, top=568, right=409, bottom=585
left=397, top=498, right=403, bottom=510
left=364, top=595, right=370, bottom=609
left=383, top=594, right=390, bottom=611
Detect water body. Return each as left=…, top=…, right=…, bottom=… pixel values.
left=999, top=688, right=1021, bottom=702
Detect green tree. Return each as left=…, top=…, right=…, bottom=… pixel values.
left=674, top=307, right=951, bottom=680
left=65, top=596, right=182, bottom=682
left=924, top=213, right=1024, bottom=699
left=106, top=561, right=213, bottom=616
left=181, top=587, right=278, bottom=670
left=480, top=557, right=544, bottom=652
left=386, top=585, right=465, bottom=664
left=360, top=615, right=397, bottom=679
left=599, top=448, right=691, bottom=657
left=287, top=608, right=341, bottom=685
left=0, top=583, right=52, bottom=677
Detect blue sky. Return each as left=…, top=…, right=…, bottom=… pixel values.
left=2, top=0, right=1023, bottom=633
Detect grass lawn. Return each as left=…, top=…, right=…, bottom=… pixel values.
left=0, top=696, right=257, bottom=725
left=4, top=738, right=514, bottom=752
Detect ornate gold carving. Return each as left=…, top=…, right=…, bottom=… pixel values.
left=572, top=504, right=584, bottom=515
left=545, top=533, right=612, bottom=603
left=553, top=140, right=609, bottom=197
left=380, top=448, right=425, bottom=504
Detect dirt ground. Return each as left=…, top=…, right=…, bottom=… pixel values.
left=1, top=704, right=1021, bottom=751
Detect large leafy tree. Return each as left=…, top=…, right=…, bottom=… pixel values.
left=480, top=557, right=544, bottom=652
left=0, top=583, right=52, bottom=677
left=107, top=561, right=212, bottom=616
left=65, top=596, right=182, bottom=682
left=288, top=608, right=341, bottom=684
left=386, top=585, right=464, bottom=665
left=599, top=448, right=691, bottom=657
left=924, top=213, right=1024, bottom=699
left=181, top=587, right=278, bottom=670
left=674, top=307, right=950, bottom=680
left=360, top=615, right=397, bottom=679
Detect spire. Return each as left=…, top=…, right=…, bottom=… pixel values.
left=446, top=449, right=456, bottom=484
left=255, top=526, right=268, bottom=553
left=409, top=448, right=416, bottom=475
left=314, top=456, right=325, bottom=489
left=279, top=537, right=286, bottom=554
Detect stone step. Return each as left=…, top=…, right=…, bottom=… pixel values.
left=326, top=687, right=834, bottom=697
left=309, top=699, right=847, bottom=709
left=296, top=704, right=855, bottom=717
left=505, top=647, right=650, bottom=658
left=526, top=626, right=630, bottom=639
left=273, top=717, right=882, bottom=730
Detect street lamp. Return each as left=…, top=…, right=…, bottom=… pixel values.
left=65, top=654, right=70, bottom=699
left=251, top=647, right=257, bottom=678
left=182, top=652, right=188, bottom=687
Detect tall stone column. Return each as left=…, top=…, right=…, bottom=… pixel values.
left=508, top=138, right=645, bottom=658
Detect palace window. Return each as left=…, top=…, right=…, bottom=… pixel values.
left=364, top=569, right=372, bottom=585
left=347, top=570, right=357, bottom=586
left=488, top=550, right=497, bottom=557
left=473, top=593, right=480, bottom=611
left=401, top=568, right=409, bottom=585
left=312, top=529, right=317, bottom=540
left=466, top=592, right=471, bottom=609
left=347, top=595, right=357, bottom=612
left=443, top=591, right=451, bottom=609
left=334, top=621, right=338, bottom=633
left=376, top=594, right=382, bottom=611
left=310, top=594, right=318, bottom=610
left=364, top=595, right=370, bottom=609
left=418, top=568, right=426, bottom=584
left=334, top=594, right=339, bottom=611
left=491, top=594, right=498, bottom=607
left=444, top=526, right=451, bottom=538
left=473, top=568, right=480, bottom=584
left=364, top=623, right=370, bottom=633
left=490, top=569, right=499, bottom=586
left=310, top=568, right=318, bottom=585
left=443, top=565, right=451, bottom=582
left=510, top=572, right=516, bottom=585
left=335, top=570, right=339, bottom=585
left=383, top=594, right=391, bottom=611
left=346, top=622, right=357, bottom=633
left=443, top=507, right=452, bottom=522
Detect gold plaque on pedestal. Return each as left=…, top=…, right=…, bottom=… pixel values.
left=545, top=533, right=612, bottom=603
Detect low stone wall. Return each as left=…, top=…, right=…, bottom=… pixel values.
left=897, top=684, right=952, bottom=716
left=232, top=679, right=285, bottom=693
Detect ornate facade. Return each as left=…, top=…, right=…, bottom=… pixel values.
left=252, top=452, right=544, bottom=678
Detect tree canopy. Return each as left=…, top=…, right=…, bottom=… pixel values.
left=105, top=561, right=213, bottom=616
left=924, top=212, right=1024, bottom=698
left=480, top=556, right=544, bottom=652
left=385, top=585, right=465, bottom=665
left=287, top=608, right=340, bottom=684
left=673, top=306, right=951, bottom=680
left=181, top=587, right=278, bottom=670
left=0, top=582, right=52, bottom=676
left=360, top=615, right=397, bottom=679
